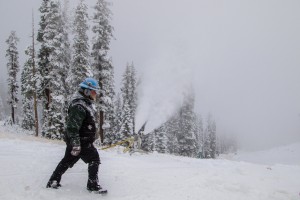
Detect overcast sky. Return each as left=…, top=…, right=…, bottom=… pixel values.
left=1, top=0, right=300, bottom=150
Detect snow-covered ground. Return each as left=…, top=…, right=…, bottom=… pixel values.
left=0, top=130, right=300, bottom=200
left=230, top=144, right=300, bottom=166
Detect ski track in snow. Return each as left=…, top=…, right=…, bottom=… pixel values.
left=0, top=131, right=300, bottom=200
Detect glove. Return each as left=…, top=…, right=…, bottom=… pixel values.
left=71, top=146, right=81, bottom=156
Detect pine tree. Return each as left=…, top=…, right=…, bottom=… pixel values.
left=37, top=0, right=50, bottom=43
left=120, top=98, right=133, bottom=139
left=129, top=64, right=137, bottom=133
left=209, top=118, right=217, bottom=158
left=195, top=114, right=204, bottom=158
left=203, top=129, right=210, bottom=158
left=91, top=0, right=113, bottom=57
left=177, top=90, right=197, bottom=157
left=21, top=45, right=35, bottom=130
left=112, top=93, right=122, bottom=142
left=61, top=0, right=72, bottom=100
left=203, top=114, right=217, bottom=158
left=69, top=0, right=91, bottom=95
left=42, top=0, right=67, bottom=139
left=141, top=131, right=155, bottom=152
left=119, top=63, right=137, bottom=138
left=154, top=125, right=168, bottom=153
left=165, top=114, right=180, bottom=155
left=98, top=58, right=115, bottom=145
left=91, top=0, right=114, bottom=143
left=31, top=11, right=39, bottom=136
left=37, top=0, right=51, bottom=114
left=5, top=31, right=20, bottom=125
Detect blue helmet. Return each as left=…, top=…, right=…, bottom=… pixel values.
left=79, top=78, right=100, bottom=91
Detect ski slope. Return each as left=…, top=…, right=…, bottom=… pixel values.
left=0, top=130, right=299, bottom=200
left=231, top=144, right=300, bottom=166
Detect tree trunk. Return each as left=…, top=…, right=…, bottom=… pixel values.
left=45, top=88, right=50, bottom=111
left=99, top=110, right=104, bottom=143
left=11, top=105, right=15, bottom=124
left=33, top=97, right=39, bottom=136
left=99, top=77, right=104, bottom=143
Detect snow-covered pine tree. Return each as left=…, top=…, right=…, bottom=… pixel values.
left=69, top=0, right=91, bottom=95
left=37, top=0, right=50, bottom=43
left=203, top=128, right=210, bottom=158
left=5, top=31, right=20, bottom=125
left=194, top=114, right=204, bottom=158
left=26, top=11, right=40, bottom=136
left=21, top=45, right=35, bottom=130
left=165, top=114, right=180, bottom=155
left=112, top=93, right=122, bottom=143
left=91, top=0, right=114, bottom=144
left=60, top=0, right=72, bottom=100
left=97, top=58, right=115, bottom=145
left=209, top=117, right=217, bottom=158
left=216, top=132, right=221, bottom=157
left=32, top=11, right=39, bottom=137
left=42, top=0, right=67, bottom=139
left=129, top=64, right=137, bottom=133
left=203, top=114, right=217, bottom=158
left=141, top=131, right=155, bottom=152
left=120, top=98, right=133, bottom=139
left=37, top=0, right=51, bottom=113
left=154, top=124, right=168, bottom=153
left=119, top=63, right=137, bottom=138
left=177, top=89, right=197, bottom=157
left=37, top=0, right=52, bottom=137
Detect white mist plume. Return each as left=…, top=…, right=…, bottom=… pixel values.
left=135, top=47, right=193, bottom=134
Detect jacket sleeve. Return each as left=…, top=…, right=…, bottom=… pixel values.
left=66, top=104, right=86, bottom=146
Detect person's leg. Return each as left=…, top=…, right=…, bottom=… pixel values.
left=81, top=144, right=101, bottom=191
left=47, top=145, right=80, bottom=188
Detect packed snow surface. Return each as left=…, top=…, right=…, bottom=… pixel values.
left=0, top=130, right=299, bottom=200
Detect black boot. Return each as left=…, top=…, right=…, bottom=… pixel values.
left=87, top=161, right=100, bottom=191
left=87, top=179, right=107, bottom=194
left=46, top=180, right=62, bottom=189
left=87, top=178, right=102, bottom=191
left=46, top=162, right=68, bottom=189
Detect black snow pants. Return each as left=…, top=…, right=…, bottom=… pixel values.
left=49, top=143, right=100, bottom=184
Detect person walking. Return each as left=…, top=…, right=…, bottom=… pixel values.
left=46, top=77, right=106, bottom=193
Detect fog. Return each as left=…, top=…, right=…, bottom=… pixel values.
left=1, top=0, right=300, bottom=150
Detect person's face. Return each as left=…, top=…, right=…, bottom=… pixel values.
left=90, top=90, right=97, bottom=101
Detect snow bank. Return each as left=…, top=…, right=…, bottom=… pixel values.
left=0, top=131, right=300, bottom=200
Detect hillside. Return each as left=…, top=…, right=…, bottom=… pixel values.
left=0, top=130, right=299, bottom=200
